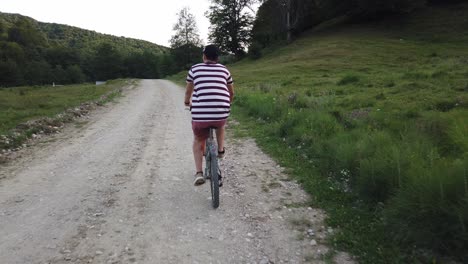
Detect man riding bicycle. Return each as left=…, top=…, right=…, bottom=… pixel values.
left=184, top=44, right=234, bottom=186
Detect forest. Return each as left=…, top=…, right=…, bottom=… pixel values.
left=0, top=12, right=172, bottom=87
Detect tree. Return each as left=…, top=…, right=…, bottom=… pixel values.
left=124, top=51, right=161, bottom=78
left=0, top=41, right=26, bottom=63
left=23, top=60, right=52, bottom=85
left=0, top=59, right=23, bottom=86
left=0, top=21, right=5, bottom=40
left=93, top=42, right=123, bottom=81
left=7, top=17, right=47, bottom=47
left=65, top=65, right=86, bottom=84
left=159, top=54, right=178, bottom=77
left=46, top=46, right=81, bottom=69
left=52, top=65, right=67, bottom=84
left=169, top=7, right=203, bottom=69
left=206, top=0, right=255, bottom=58
left=274, top=0, right=319, bottom=43
left=170, top=7, right=202, bottom=48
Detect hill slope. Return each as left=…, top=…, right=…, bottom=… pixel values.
left=0, top=12, right=171, bottom=86
left=172, top=3, right=468, bottom=263
left=0, top=12, right=168, bottom=55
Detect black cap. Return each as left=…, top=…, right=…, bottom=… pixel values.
left=203, top=44, right=219, bottom=60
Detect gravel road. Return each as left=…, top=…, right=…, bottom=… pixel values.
left=0, top=80, right=354, bottom=264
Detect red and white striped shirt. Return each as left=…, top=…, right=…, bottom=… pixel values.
left=186, top=62, right=233, bottom=122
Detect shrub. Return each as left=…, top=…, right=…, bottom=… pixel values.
left=448, top=112, right=468, bottom=153
left=385, top=158, right=468, bottom=262
left=375, top=92, right=386, bottom=100
left=435, top=100, right=457, bottom=112
left=354, top=131, right=404, bottom=202
left=337, top=74, right=360, bottom=85
left=418, top=112, right=462, bottom=155
left=248, top=41, right=263, bottom=60
left=239, top=92, right=283, bottom=121
left=324, top=129, right=363, bottom=178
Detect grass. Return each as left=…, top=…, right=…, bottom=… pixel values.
left=0, top=80, right=128, bottom=135
left=168, top=3, right=468, bottom=263
left=0, top=79, right=133, bottom=151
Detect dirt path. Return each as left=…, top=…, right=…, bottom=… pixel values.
left=0, top=80, right=353, bottom=264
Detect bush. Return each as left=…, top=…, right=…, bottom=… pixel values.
left=66, top=65, right=86, bottom=84
left=354, top=132, right=403, bottom=202
left=238, top=92, right=283, bottom=121
left=385, top=157, right=468, bottom=262
left=337, top=74, right=360, bottom=85
left=248, top=41, right=263, bottom=60
left=418, top=112, right=462, bottom=155
left=448, top=112, right=468, bottom=153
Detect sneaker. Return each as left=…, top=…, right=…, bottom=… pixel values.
left=193, top=172, right=205, bottom=186
left=217, top=148, right=226, bottom=159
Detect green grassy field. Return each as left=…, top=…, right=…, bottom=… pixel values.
left=0, top=80, right=128, bottom=135
left=169, top=3, right=468, bottom=263
left=0, top=79, right=130, bottom=153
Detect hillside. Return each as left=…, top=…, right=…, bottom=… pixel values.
left=171, top=2, right=468, bottom=263
left=0, top=12, right=168, bottom=55
left=0, top=12, right=171, bottom=87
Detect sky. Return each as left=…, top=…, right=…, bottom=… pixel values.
left=0, top=0, right=221, bottom=47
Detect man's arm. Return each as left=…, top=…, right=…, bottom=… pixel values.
left=185, top=82, right=194, bottom=106
left=227, top=83, right=234, bottom=103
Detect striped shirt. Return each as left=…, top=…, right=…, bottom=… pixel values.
left=186, top=62, right=233, bottom=122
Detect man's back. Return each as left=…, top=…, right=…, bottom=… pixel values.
left=186, top=62, right=233, bottom=122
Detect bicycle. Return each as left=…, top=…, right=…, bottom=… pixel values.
left=204, top=127, right=222, bottom=209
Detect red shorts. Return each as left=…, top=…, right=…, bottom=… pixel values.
left=192, top=120, right=226, bottom=140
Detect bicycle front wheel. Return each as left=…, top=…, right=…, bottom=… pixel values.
left=209, top=150, right=219, bottom=209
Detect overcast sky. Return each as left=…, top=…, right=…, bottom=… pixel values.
left=0, top=0, right=223, bottom=47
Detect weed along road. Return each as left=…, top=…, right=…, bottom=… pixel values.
left=0, top=80, right=351, bottom=264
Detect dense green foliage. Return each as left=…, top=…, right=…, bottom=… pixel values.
left=207, top=0, right=254, bottom=58
left=0, top=12, right=177, bottom=87
left=171, top=2, right=468, bottom=262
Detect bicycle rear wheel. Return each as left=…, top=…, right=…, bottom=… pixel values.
left=209, top=149, right=219, bottom=208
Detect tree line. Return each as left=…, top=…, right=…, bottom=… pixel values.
left=1, top=0, right=465, bottom=87
left=196, top=0, right=466, bottom=60
left=0, top=13, right=177, bottom=87
left=248, top=0, right=464, bottom=53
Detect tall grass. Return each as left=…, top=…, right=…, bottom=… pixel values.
left=233, top=89, right=468, bottom=262
left=226, top=5, right=468, bottom=262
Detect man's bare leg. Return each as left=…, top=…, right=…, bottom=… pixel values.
left=193, top=136, right=204, bottom=173
left=215, top=126, right=225, bottom=153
